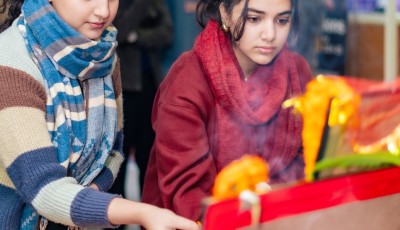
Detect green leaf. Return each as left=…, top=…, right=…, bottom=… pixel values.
left=312, top=152, right=400, bottom=180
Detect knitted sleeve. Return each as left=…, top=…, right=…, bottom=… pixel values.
left=92, top=60, right=125, bottom=192
left=0, top=66, right=117, bottom=228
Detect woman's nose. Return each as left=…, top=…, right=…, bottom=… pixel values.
left=261, top=21, right=276, bottom=42
left=94, top=0, right=110, bottom=20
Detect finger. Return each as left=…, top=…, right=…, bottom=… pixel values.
left=173, top=215, right=199, bottom=230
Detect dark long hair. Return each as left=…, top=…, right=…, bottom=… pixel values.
left=196, top=0, right=299, bottom=43
left=0, top=0, right=24, bottom=33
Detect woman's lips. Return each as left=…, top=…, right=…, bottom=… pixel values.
left=90, top=22, right=105, bottom=29
left=257, top=46, right=275, bottom=54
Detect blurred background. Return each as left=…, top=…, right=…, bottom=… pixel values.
left=314, top=0, right=400, bottom=82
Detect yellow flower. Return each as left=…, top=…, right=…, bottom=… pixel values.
left=283, top=75, right=360, bottom=181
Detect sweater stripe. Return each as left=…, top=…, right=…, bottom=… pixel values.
left=32, top=178, right=82, bottom=226
left=0, top=165, right=15, bottom=189
left=71, top=188, right=117, bottom=227
left=0, top=107, right=53, bottom=167
left=0, top=185, right=24, bottom=228
left=0, top=67, right=47, bottom=111
left=7, top=146, right=65, bottom=202
left=92, top=168, right=114, bottom=192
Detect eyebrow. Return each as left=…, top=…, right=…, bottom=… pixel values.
left=248, top=8, right=292, bottom=16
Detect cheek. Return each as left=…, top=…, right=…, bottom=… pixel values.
left=274, top=30, right=290, bottom=47
left=281, top=27, right=291, bottom=39
left=236, top=29, right=257, bottom=48
left=59, top=8, right=86, bottom=26
left=110, top=5, right=119, bottom=21
left=234, top=39, right=251, bottom=55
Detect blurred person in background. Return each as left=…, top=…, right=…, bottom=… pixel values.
left=108, top=0, right=173, bottom=201
left=162, top=0, right=202, bottom=75
left=317, top=0, right=348, bottom=75
left=142, top=0, right=312, bottom=221
left=291, top=0, right=325, bottom=73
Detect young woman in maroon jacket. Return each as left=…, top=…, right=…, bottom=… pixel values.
left=0, top=0, right=198, bottom=229
left=142, top=0, right=313, bottom=221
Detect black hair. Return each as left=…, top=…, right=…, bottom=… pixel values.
left=196, top=0, right=299, bottom=43
left=0, top=0, right=24, bottom=33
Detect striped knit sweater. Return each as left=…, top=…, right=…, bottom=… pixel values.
left=0, top=22, right=125, bottom=228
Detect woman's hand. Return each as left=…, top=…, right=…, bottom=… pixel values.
left=108, top=197, right=199, bottom=230
left=140, top=205, right=199, bottom=230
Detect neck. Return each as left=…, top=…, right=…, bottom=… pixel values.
left=232, top=48, right=257, bottom=81
left=243, top=65, right=259, bottom=81
left=244, top=73, right=250, bottom=81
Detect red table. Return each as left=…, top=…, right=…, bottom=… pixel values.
left=202, top=167, right=400, bottom=230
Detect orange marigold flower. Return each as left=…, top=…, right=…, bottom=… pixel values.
left=212, top=155, right=269, bottom=200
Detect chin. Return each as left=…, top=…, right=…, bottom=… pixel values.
left=79, top=30, right=102, bottom=40
left=259, top=54, right=280, bottom=65
left=86, top=34, right=102, bottom=40
left=256, top=59, right=274, bottom=66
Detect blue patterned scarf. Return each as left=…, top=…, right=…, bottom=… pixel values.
left=17, top=0, right=118, bottom=228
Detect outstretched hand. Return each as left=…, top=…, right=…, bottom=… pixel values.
left=107, top=198, right=199, bottom=230
left=141, top=205, right=199, bottom=230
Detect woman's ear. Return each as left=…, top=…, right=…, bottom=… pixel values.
left=219, top=3, right=230, bottom=32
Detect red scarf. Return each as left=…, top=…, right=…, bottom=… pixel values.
left=194, top=21, right=305, bottom=181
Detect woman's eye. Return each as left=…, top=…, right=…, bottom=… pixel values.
left=247, top=16, right=260, bottom=23
left=276, top=18, right=290, bottom=25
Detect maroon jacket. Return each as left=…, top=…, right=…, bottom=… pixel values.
left=142, top=48, right=312, bottom=220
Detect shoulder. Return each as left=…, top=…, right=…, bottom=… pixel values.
left=0, top=20, right=44, bottom=85
left=165, top=50, right=203, bottom=80
left=291, top=51, right=312, bottom=73
left=0, top=65, right=47, bottom=112
left=289, top=51, right=313, bottom=89
left=161, top=50, right=208, bottom=98
left=157, top=50, right=213, bottom=112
